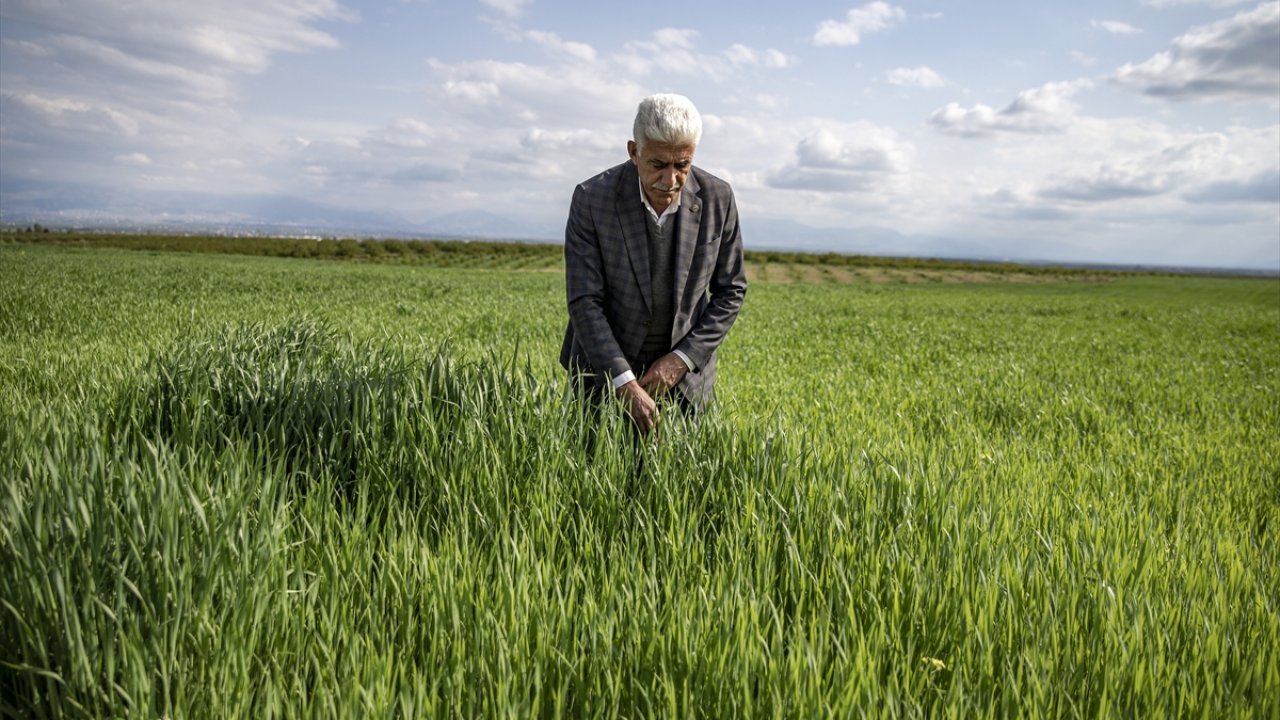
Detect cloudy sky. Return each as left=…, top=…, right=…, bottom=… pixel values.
left=2, top=0, right=1277, bottom=269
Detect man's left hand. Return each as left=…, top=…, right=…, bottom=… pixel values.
left=639, top=353, right=689, bottom=397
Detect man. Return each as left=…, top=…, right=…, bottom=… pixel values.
left=560, top=93, right=748, bottom=435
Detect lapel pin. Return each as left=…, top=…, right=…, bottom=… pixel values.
left=691, top=204, right=700, bottom=213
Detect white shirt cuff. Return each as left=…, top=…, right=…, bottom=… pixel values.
left=612, top=351, right=694, bottom=390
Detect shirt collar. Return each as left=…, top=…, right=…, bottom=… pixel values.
left=638, top=176, right=681, bottom=227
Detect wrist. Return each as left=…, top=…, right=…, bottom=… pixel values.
left=611, top=369, right=637, bottom=390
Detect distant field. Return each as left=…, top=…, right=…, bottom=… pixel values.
left=2, top=242, right=1277, bottom=718
left=1, top=229, right=1128, bottom=283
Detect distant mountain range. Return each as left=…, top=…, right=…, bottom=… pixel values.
left=427, top=209, right=559, bottom=240
left=0, top=178, right=996, bottom=255
left=0, top=178, right=566, bottom=242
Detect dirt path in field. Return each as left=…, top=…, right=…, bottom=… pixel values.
left=743, top=263, right=1113, bottom=284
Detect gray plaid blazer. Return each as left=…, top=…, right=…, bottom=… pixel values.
left=560, top=160, right=748, bottom=409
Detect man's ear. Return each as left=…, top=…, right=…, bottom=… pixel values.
left=627, top=141, right=638, bottom=162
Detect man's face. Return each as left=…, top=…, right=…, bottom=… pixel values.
left=628, top=140, right=695, bottom=210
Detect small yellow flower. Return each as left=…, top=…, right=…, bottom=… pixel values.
left=921, top=656, right=946, bottom=671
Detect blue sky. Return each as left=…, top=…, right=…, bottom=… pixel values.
left=2, top=0, right=1277, bottom=269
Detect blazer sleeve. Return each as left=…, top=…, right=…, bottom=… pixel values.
left=564, top=183, right=632, bottom=383
left=674, top=186, right=748, bottom=370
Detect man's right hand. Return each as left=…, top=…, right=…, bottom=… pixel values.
left=616, top=380, right=658, bottom=435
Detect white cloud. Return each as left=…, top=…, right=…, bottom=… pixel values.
left=813, top=2, right=907, bottom=46
left=1040, top=162, right=1180, bottom=201
left=258, top=116, right=471, bottom=199
left=1112, top=2, right=1280, bottom=101
left=964, top=118, right=1277, bottom=218
left=0, top=0, right=355, bottom=202
left=0, top=0, right=354, bottom=166
left=417, top=53, right=653, bottom=195
left=443, top=79, right=501, bottom=103
left=521, top=127, right=614, bottom=154
left=417, top=22, right=802, bottom=204
left=1, top=0, right=349, bottom=79
left=371, top=118, right=448, bottom=149
left=480, top=0, right=532, bottom=18
left=618, top=28, right=719, bottom=78
left=1069, top=50, right=1097, bottom=67
left=428, top=57, right=639, bottom=124
left=5, top=91, right=140, bottom=135
left=115, top=152, right=152, bottom=166
left=1037, top=133, right=1250, bottom=203
left=1092, top=19, right=1143, bottom=34
left=50, top=33, right=235, bottom=101
left=755, top=94, right=783, bottom=110
left=1140, top=0, right=1249, bottom=6
left=795, top=127, right=909, bottom=171
left=725, top=43, right=756, bottom=66
left=766, top=124, right=912, bottom=192
left=523, top=29, right=596, bottom=62
left=725, top=43, right=793, bottom=69
left=942, top=118, right=1278, bottom=267
left=887, top=66, right=944, bottom=88
left=763, top=49, right=792, bottom=68
left=390, top=163, right=462, bottom=183
left=0, top=37, right=50, bottom=57
left=654, top=28, right=698, bottom=49
left=1005, top=80, right=1093, bottom=116
left=929, top=80, right=1093, bottom=137
left=9, top=92, right=91, bottom=116
left=613, top=28, right=788, bottom=82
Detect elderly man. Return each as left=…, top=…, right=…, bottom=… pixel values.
left=560, top=93, right=748, bottom=434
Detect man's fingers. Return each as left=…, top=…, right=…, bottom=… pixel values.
left=640, top=378, right=666, bottom=396
left=641, top=410, right=657, bottom=435
left=631, top=401, right=658, bottom=434
left=648, top=354, right=688, bottom=393
left=638, top=373, right=664, bottom=396
left=618, top=381, right=659, bottom=434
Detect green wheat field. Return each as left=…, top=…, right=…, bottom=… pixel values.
left=2, top=238, right=1277, bottom=718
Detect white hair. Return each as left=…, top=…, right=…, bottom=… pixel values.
left=632, top=93, right=702, bottom=152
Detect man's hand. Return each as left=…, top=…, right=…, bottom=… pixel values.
left=616, top=380, right=659, bottom=435
left=638, top=353, right=689, bottom=398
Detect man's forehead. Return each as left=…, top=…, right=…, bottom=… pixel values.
left=641, top=142, right=696, bottom=161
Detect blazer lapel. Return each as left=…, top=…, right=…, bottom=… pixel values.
left=614, top=162, right=652, bottom=313
left=671, top=170, right=702, bottom=316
